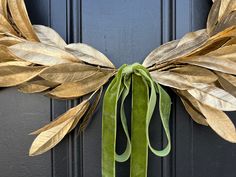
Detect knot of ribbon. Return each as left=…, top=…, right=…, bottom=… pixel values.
left=102, top=63, right=171, bottom=177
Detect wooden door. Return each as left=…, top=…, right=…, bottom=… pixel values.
left=1, top=0, right=236, bottom=177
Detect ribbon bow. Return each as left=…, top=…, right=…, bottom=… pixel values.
left=102, top=63, right=171, bottom=177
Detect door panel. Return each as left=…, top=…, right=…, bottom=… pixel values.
left=1, top=0, right=236, bottom=177
left=0, top=88, right=51, bottom=177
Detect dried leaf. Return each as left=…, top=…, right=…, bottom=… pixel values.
left=0, top=0, right=7, bottom=17
left=39, top=63, right=105, bottom=83
left=79, top=87, right=103, bottom=131
left=29, top=98, right=89, bottom=156
left=9, top=42, right=79, bottom=66
left=65, top=43, right=115, bottom=68
left=68, top=101, right=90, bottom=132
left=0, top=65, right=45, bottom=87
left=170, top=65, right=218, bottom=84
left=177, top=91, right=208, bottom=126
left=207, top=0, right=236, bottom=35
left=216, top=1, right=236, bottom=35
left=197, top=102, right=236, bottom=143
left=190, top=26, right=236, bottom=56
left=18, top=79, right=58, bottom=93
left=0, top=36, right=24, bottom=46
left=30, top=100, right=89, bottom=135
left=33, top=25, right=66, bottom=49
left=0, top=14, right=17, bottom=35
left=29, top=117, right=74, bottom=156
left=188, top=83, right=236, bottom=111
left=178, top=56, right=236, bottom=75
left=156, top=29, right=209, bottom=64
left=216, top=72, right=236, bottom=97
left=217, top=0, right=231, bottom=21
left=207, top=0, right=221, bottom=35
left=206, top=44, right=236, bottom=60
left=177, top=29, right=207, bottom=47
left=48, top=71, right=114, bottom=99
left=0, top=61, right=31, bottom=66
left=8, top=0, right=39, bottom=41
left=142, top=40, right=179, bottom=67
left=214, top=11, right=236, bottom=35
left=151, top=71, right=193, bottom=90
left=0, top=33, right=4, bottom=38
left=0, top=44, right=17, bottom=61
left=222, top=37, right=236, bottom=46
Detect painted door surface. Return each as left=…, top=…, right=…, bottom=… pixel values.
left=0, top=0, right=236, bottom=177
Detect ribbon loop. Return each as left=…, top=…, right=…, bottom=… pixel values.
left=115, top=74, right=132, bottom=162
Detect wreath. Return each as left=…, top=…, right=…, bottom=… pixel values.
left=0, top=0, right=236, bottom=176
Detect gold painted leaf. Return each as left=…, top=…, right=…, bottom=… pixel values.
left=0, top=14, right=18, bottom=35
left=68, top=100, right=90, bottom=132
left=216, top=72, right=236, bottom=97
left=217, top=0, right=231, bottom=21
left=188, top=83, right=236, bottom=111
left=39, top=63, right=105, bottom=83
left=180, top=92, right=208, bottom=126
left=180, top=98, right=208, bottom=126
left=222, top=37, right=236, bottom=46
left=0, top=65, right=45, bottom=87
left=190, top=26, right=236, bottom=56
left=151, top=71, right=193, bottom=90
left=207, top=0, right=236, bottom=35
left=210, top=25, right=236, bottom=39
left=9, top=42, right=79, bottom=66
left=79, top=87, right=103, bottom=131
left=170, top=65, right=218, bottom=84
left=18, top=79, right=58, bottom=93
left=48, top=71, right=114, bottom=99
left=33, top=25, right=67, bottom=49
left=213, top=11, right=236, bottom=35
left=156, top=29, right=208, bottom=64
left=216, top=0, right=236, bottom=35
left=0, top=0, right=7, bottom=17
left=0, top=61, right=31, bottom=66
left=0, top=33, right=4, bottom=38
left=142, top=40, right=179, bottom=67
left=178, top=91, right=208, bottom=126
left=30, top=100, right=89, bottom=135
left=29, top=117, right=74, bottom=156
left=0, top=44, right=17, bottom=61
left=178, top=56, right=236, bottom=75
left=0, top=36, right=24, bottom=46
left=65, top=43, right=115, bottom=68
left=197, top=102, right=236, bottom=143
left=8, top=0, right=39, bottom=41
left=207, top=0, right=221, bottom=35
left=206, top=44, right=236, bottom=60
left=29, top=100, right=90, bottom=156
left=177, top=29, right=207, bottom=47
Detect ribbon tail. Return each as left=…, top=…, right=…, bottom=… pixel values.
left=130, top=73, right=149, bottom=177
left=102, top=65, right=126, bottom=177
left=139, top=68, right=171, bottom=157
left=155, top=83, right=171, bottom=156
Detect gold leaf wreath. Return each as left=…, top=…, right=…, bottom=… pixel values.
left=0, top=0, right=236, bottom=157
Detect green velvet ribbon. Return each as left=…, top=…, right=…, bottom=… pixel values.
left=102, top=63, right=171, bottom=177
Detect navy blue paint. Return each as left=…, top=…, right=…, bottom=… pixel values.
left=1, top=0, right=236, bottom=177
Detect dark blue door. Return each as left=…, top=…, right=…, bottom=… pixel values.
left=1, top=0, right=236, bottom=177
